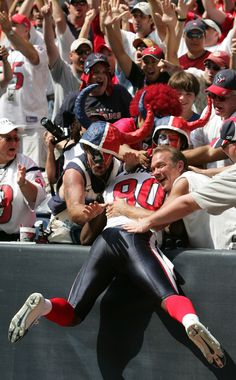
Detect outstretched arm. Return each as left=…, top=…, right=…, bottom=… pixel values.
left=0, top=11, right=39, bottom=65
left=41, top=1, right=59, bottom=68
left=201, top=0, right=227, bottom=25
left=102, top=0, right=133, bottom=78
left=123, top=192, right=200, bottom=233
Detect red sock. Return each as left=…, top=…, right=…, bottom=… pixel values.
left=164, top=295, right=197, bottom=324
left=44, top=298, right=76, bottom=326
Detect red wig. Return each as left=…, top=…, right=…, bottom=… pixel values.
left=129, top=83, right=182, bottom=118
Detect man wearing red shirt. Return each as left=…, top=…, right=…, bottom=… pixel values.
left=179, top=19, right=211, bottom=70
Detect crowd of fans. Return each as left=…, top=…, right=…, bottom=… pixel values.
left=0, top=0, right=236, bottom=248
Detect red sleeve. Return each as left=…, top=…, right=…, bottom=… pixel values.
left=91, top=14, right=105, bottom=52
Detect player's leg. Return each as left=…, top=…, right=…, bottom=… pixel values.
left=9, top=234, right=115, bottom=343
left=120, top=230, right=225, bottom=368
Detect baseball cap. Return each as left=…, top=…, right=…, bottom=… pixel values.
left=131, top=2, right=151, bottom=16
left=11, top=14, right=31, bottom=31
left=202, top=19, right=222, bottom=37
left=96, top=44, right=112, bottom=53
left=70, top=38, right=93, bottom=52
left=184, top=19, right=206, bottom=34
left=133, top=37, right=155, bottom=49
left=0, top=118, right=24, bottom=134
left=206, top=69, right=236, bottom=96
left=204, top=51, right=230, bottom=69
left=83, top=53, right=109, bottom=74
left=141, top=45, right=164, bottom=61
left=212, top=118, right=236, bottom=148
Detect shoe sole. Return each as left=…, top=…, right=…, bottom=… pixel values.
left=186, top=323, right=226, bottom=368
left=8, top=293, right=44, bottom=343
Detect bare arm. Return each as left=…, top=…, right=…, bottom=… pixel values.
left=105, top=198, right=153, bottom=219
left=102, top=0, right=132, bottom=78
left=147, top=0, right=166, bottom=42
left=41, top=1, right=59, bottom=68
left=201, top=0, right=226, bottom=25
left=0, top=11, right=40, bottom=65
left=79, top=8, right=96, bottom=39
left=17, top=164, right=38, bottom=204
left=51, top=0, right=67, bottom=36
left=123, top=192, right=200, bottom=233
left=0, top=45, right=13, bottom=87
left=17, top=0, right=43, bottom=18
left=183, top=145, right=227, bottom=166
left=63, top=169, right=105, bottom=225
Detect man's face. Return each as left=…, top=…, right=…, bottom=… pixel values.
left=131, top=10, right=153, bottom=36
left=141, top=56, right=161, bottom=83
left=185, top=29, right=205, bottom=54
left=89, top=63, right=109, bottom=96
left=68, top=0, right=88, bottom=19
left=208, top=92, right=236, bottom=119
left=203, top=60, right=226, bottom=85
left=86, top=147, right=113, bottom=176
left=70, top=43, right=92, bottom=73
left=151, top=151, right=183, bottom=193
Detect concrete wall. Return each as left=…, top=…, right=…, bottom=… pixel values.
left=0, top=243, right=236, bottom=380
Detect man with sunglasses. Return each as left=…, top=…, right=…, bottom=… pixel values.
left=188, top=69, right=236, bottom=169
left=179, top=19, right=211, bottom=71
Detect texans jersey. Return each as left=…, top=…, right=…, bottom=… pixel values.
left=103, top=167, right=165, bottom=229
left=0, top=154, right=46, bottom=233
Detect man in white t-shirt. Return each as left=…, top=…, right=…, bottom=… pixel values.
left=0, top=13, right=49, bottom=168
left=121, top=2, right=165, bottom=62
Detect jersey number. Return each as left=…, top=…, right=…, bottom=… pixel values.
left=113, top=178, right=164, bottom=210
left=0, top=185, right=13, bottom=223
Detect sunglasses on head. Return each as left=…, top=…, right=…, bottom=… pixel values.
left=204, top=61, right=223, bottom=71
left=186, top=31, right=204, bottom=39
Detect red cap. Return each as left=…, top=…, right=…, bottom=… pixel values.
left=204, top=51, right=230, bottom=69
left=11, top=14, right=31, bottom=31
left=141, top=45, right=164, bottom=61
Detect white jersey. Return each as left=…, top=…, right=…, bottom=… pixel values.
left=103, top=168, right=165, bottom=229
left=0, top=45, right=49, bottom=129
left=0, top=153, right=46, bottom=234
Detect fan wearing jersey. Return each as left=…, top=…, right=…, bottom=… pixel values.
left=0, top=13, right=49, bottom=168
left=0, top=118, right=46, bottom=241
left=9, top=116, right=225, bottom=369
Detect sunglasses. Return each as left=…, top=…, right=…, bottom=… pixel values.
left=208, top=93, right=232, bottom=102
left=70, top=0, right=87, bottom=5
left=75, top=47, right=91, bottom=56
left=204, top=61, right=223, bottom=71
left=186, top=31, right=204, bottom=39
left=0, top=135, right=20, bottom=143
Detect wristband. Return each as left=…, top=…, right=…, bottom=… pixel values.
left=177, top=17, right=187, bottom=22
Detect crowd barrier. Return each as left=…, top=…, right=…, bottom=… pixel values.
left=0, top=243, right=236, bottom=380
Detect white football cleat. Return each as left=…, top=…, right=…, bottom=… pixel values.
left=186, top=321, right=226, bottom=368
left=8, top=293, right=45, bottom=343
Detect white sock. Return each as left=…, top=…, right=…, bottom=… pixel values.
left=182, top=313, right=200, bottom=330
left=41, top=298, right=52, bottom=316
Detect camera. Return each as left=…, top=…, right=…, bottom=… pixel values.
left=41, top=117, right=70, bottom=144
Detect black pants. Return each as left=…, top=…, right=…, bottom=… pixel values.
left=0, top=231, right=19, bottom=241
left=68, top=227, right=178, bottom=322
